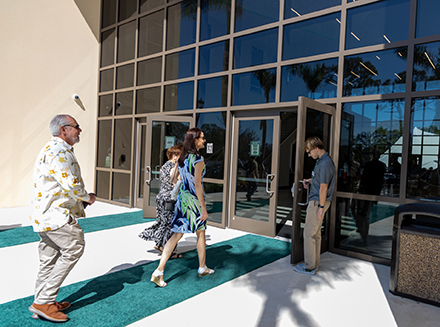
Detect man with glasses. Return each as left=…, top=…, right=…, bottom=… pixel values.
left=294, top=136, right=335, bottom=275
left=29, top=114, right=96, bottom=322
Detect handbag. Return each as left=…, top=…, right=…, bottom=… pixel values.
left=164, top=199, right=176, bottom=212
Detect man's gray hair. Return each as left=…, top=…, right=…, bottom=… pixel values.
left=49, top=114, right=73, bottom=136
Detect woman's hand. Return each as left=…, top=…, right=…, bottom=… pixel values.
left=200, top=208, right=209, bottom=221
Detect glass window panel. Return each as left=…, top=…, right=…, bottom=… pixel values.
left=343, top=48, right=407, bottom=97
left=96, top=171, right=110, bottom=199
left=99, top=94, right=113, bottom=117
left=416, top=0, right=440, bottom=38
left=234, top=0, right=279, bottom=33
left=234, top=28, right=278, bottom=69
left=100, top=69, right=114, bottom=92
left=413, top=42, right=440, bottom=92
left=136, top=87, right=161, bottom=114
left=165, top=49, right=195, bottom=81
left=200, top=0, right=231, bottom=41
left=284, top=0, right=341, bottom=19
left=119, top=0, right=137, bottom=21
left=117, top=20, right=136, bottom=63
left=102, top=0, right=116, bottom=28
left=335, top=197, right=396, bottom=259
left=283, top=12, right=340, bottom=60
left=345, top=0, right=410, bottom=50
left=112, top=172, right=131, bottom=204
left=204, top=182, right=224, bottom=224
left=115, top=91, right=133, bottom=116
left=164, top=81, right=194, bottom=111
left=113, top=118, right=132, bottom=171
left=199, top=40, right=229, bottom=75
left=101, top=29, right=115, bottom=67
left=197, top=112, right=227, bottom=180
left=139, top=10, right=164, bottom=57
left=137, top=57, right=162, bottom=86
left=339, top=99, right=405, bottom=198
left=166, top=2, right=196, bottom=50
left=281, top=58, right=338, bottom=101
left=97, top=120, right=112, bottom=168
left=407, top=97, right=440, bottom=201
left=116, top=64, right=134, bottom=89
left=233, top=69, right=276, bottom=106
left=197, top=76, right=228, bottom=109
left=140, top=0, right=165, bottom=13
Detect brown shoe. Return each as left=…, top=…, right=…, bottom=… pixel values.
left=29, top=303, right=69, bottom=322
left=55, top=301, right=71, bottom=311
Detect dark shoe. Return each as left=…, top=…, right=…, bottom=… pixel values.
left=29, top=303, right=69, bottom=322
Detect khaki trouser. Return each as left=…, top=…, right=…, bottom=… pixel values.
left=304, top=200, right=330, bottom=270
left=34, top=217, right=85, bottom=304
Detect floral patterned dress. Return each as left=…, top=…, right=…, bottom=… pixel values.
left=139, top=160, right=176, bottom=248
left=171, top=154, right=207, bottom=233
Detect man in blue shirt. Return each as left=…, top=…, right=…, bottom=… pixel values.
left=294, top=137, right=335, bottom=275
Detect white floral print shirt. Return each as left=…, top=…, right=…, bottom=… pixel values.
left=30, top=137, right=90, bottom=232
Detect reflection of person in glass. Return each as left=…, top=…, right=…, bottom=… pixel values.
left=350, top=149, right=386, bottom=246
left=138, top=144, right=183, bottom=258
left=246, top=156, right=259, bottom=201
left=151, top=128, right=215, bottom=287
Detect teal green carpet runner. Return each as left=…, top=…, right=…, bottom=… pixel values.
left=0, top=211, right=150, bottom=248
left=0, top=234, right=291, bottom=327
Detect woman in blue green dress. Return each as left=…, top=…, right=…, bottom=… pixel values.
left=151, top=128, right=215, bottom=287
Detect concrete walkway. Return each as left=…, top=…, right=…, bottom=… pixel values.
left=1, top=202, right=439, bottom=327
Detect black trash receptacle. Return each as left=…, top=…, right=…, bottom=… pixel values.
left=390, top=203, right=440, bottom=307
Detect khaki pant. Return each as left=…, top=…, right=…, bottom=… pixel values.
left=34, top=217, right=85, bottom=304
left=304, top=200, right=330, bottom=270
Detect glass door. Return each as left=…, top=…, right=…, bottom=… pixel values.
left=229, top=113, right=280, bottom=236
left=142, top=115, right=194, bottom=218
left=291, top=97, right=336, bottom=263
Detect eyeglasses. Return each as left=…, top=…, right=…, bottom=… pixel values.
left=63, top=124, right=80, bottom=130
left=306, top=149, right=312, bottom=155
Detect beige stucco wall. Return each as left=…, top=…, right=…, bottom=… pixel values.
left=0, top=0, right=101, bottom=208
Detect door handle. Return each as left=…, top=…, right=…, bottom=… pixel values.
left=266, top=174, right=275, bottom=194
left=145, top=166, right=151, bottom=184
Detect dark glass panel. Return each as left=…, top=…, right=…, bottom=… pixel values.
left=112, top=172, right=131, bottom=204
left=343, top=48, right=407, bottom=97
left=137, top=57, right=162, bottom=86
left=283, top=12, right=340, bottom=61
left=139, top=10, right=164, bottom=57
left=413, top=42, right=440, bottom=92
left=117, top=20, right=136, bottom=63
left=232, top=69, right=276, bottom=106
left=119, top=0, right=137, bottom=21
left=416, top=0, right=440, bottom=38
left=96, top=171, right=110, bottom=199
left=99, top=94, right=113, bottom=117
left=116, top=64, right=134, bottom=89
left=197, top=76, right=228, bottom=109
left=335, top=197, right=395, bottom=259
left=101, top=29, right=115, bottom=67
left=338, top=99, right=405, bottom=198
left=140, top=0, right=165, bottom=13
left=234, top=0, right=279, bottom=33
left=115, top=91, right=133, bottom=116
left=136, top=87, right=161, bottom=114
left=138, top=125, right=146, bottom=199
left=204, top=182, right=223, bottom=224
left=165, top=48, right=195, bottom=81
left=102, top=0, right=116, bottom=28
left=197, top=112, right=227, bottom=180
left=97, top=120, right=112, bottom=168
left=166, top=2, right=196, bottom=50
left=281, top=58, right=338, bottom=102
left=199, top=40, right=229, bottom=75
left=164, top=81, right=194, bottom=111
left=345, top=0, right=410, bottom=50
left=113, top=118, right=132, bottom=171
left=100, top=69, right=114, bottom=92
left=407, top=97, right=440, bottom=202
left=234, top=28, right=278, bottom=69
left=200, top=0, right=231, bottom=41
left=284, top=0, right=341, bottom=19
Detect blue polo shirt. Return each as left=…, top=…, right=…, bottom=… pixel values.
left=309, top=152, right=336, bottom=202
